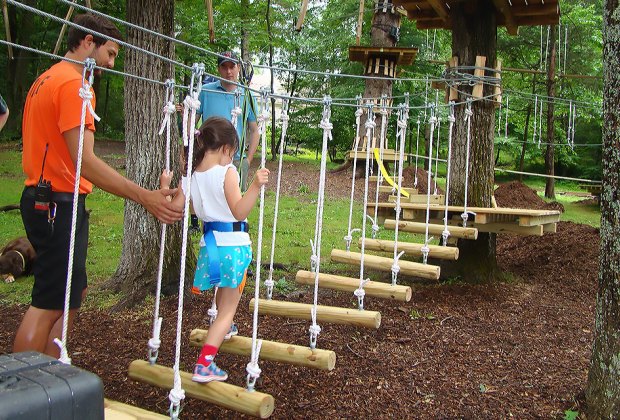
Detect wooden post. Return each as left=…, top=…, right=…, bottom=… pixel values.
left=205, top=0, right=215, bottom=43
left=330, top=249, right=440, bottom=280
left=360, top=238, right=459, bottom=260
left=128, top=361, right=275, bottom=418
left=494, top=59, right=502, bottom=107
left=295, top=270, right=412, bottom=302
left=249, top=298, right=381, bottom=329
left=356, top=0, right=365, bottom=45
left=448, top=56, right=459, bottom=101
left=189, top=328, right=337, bottom=371
left=471, top=55, right=487, bottom=99
left=53, top=1, right=77, bottom=56
left=295, top=0, right=309, bottom=31
left=384, top=219, right=479, bottom=240
left=2, top=0, right=12, bottom=60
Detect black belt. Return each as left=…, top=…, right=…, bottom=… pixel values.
left=23, top=186, right=87, bottom=203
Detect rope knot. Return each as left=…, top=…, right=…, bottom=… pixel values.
left=465, top=108, right=474, bottom=118
left=429, top=116, right=437, bottom=125
left=355, top=108, right=364, bottom=118
left=79, top=86, right=101, bottom=122
left=168, top=387, right=185, bottom=405
left=448, top=115, right=456, bottom=123
left=365, top=119, right=376, bottom=130
left=183, top=95, right=200, bottom=111
left=308, top=324, right=322, bottom=336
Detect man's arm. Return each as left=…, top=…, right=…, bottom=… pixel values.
left=0, top=107, right=8, bottom=133
left=245, top=121, right=259, bottom=164
left=63, top=127, right=183, bottom=224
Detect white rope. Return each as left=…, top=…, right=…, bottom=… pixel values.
left=148, top=78, right=175, bottom=365
left=230, top=91, right=242, bottom=129
left=265, top=99, right=289, bottom=300
left=564, top=25, right=568, bottom=75
left=54, top=58, right=98, bottom=365
left=422, top=107, right=437, bottom=265
left=497, top=97, right=502, bottom=137
left=533, top=95, right=538, bottom=145
left=442, top=103, right=456, bottom=246
left=538, top=93, right=544, bottom=148
left=433, top=114, right=441, bottom=196
left=504, top=94, right=509, bottom=138
left=413, top=116, right=421, bottom=188
left=392, top=103, right=409, bottom=285
left=247, top=88, right=270, bottom=391
left=567, top=99, right=573, bottom=148
left=169, top=62, right=204, bottom=420
left=356, top=105, right=375, bottom=310
left=309, top=97, right=332, bottom=348
left=371, top=96, right=388, bottom=239
left=344, top=97, right=364, bottom=252
left=461, top=100, right=475, bottom=228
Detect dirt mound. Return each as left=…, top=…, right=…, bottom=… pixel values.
left=576, top=198, right=599, bottom=206
left=401, top=166, right=444, bottom=195
left=494, top=181, right=564, bottom=212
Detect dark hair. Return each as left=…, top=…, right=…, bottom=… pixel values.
left=187, top=116, right=239, bottom=173
left=67, top=13, right=124, bottom=52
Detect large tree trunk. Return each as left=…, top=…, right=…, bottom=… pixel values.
left=544, top=25, right=557, bottom=199
left=105, top=0, right=192, bottom=309
left=585, top=0, right=620, bottom=415
left=442, top=0, right=497, bottom=283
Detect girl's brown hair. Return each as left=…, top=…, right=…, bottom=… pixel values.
left=187, top=116, right=239, bottom=173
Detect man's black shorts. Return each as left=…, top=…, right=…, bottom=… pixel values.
left=20, top=187, right=89, bottom=310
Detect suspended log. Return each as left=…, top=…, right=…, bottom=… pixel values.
left=189, top=328, right=336, bottom=371
left=104, top=399, right=167, bottom=420
left=295, top=270, right=412, bottom=302
left=128, top=360, right=275, bottom=418
left=295, top=0, right=309, bottom=31
left=331, top=249, right=440, bottom=280
left=384, top=219, right=479, bottom=240
left=359, top=238, right=459, bottom=260
left=205, top=0, right=215, bottom=43
left=2, top=0, right=13, bottom=60
left=249, top=298, right=381, bottom=329
left=53, top=1, right=77, bottom=56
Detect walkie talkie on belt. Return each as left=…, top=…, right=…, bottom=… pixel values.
left=34, top=143, right=52, bottom=213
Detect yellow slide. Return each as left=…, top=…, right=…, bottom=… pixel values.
left=373, top=148, right=409, bottom=198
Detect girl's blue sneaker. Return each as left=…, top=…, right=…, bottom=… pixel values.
left=224, top=323, right=238, bottom=340
left=192, top=361, right=228, bottom=383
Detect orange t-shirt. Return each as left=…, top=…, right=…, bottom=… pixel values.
left=22, top=60, right=96, bottom=194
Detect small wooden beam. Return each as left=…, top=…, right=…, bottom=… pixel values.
left=104, top=399, right=167, bottom=420
left=494, top=59, right=502, bottom=107
left=518, top=213, right=562, bottom=227
left=384, top=219, right=479, bottom=240
left=295, top=0, right=309, bottom=32
left=128, top=361, right=274, bottom=418
left=448, top=56, right=459, bottom=101
left=205, top=0, right=215, bottom=43
left=426, top=0, right=450, bottom=23
left=543, top=223, right=557, bottom=233
left=53, top=1, right=77, bottom=56
left=190, top=328, right=336, bottom=370
left=2, top=0, right=12, bottom=60
left=379, top=185, right=417, bottom=195
left=474, top=222, right=543, bottom=236
left=492, top=0, right=519, bottom=35
left=331, top=249, right=440, bottom=280
left=471, top=55, right=486, bottom=99
left=295, top=270, right=412, bottom=302
left=355, top=0, right=364, bottom=46
left=360, top=238, right=459, bottom=260
left=249, top=298, right=381, bottom=329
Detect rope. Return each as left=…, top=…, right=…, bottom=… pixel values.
left=371, top=96, right=389, bottom=239
left=533, top=95, right=539, bottom=145
left=356, top=105, right=376, bottom=310
left=433, top=113, right=441, bottom=196
left=230, top=91, right=242, bottom=129
left=309, top=97, right=332, bottom=348
left=344, top=97, right=364, bottom=252
left=265, top=99, right=290, bottom=300
left=148, top=78, right=175, bottom=365
left=413, top=116, right=421, bottom=188
left=461, top=100, right=475, bottom=228
left=53, top=58, right=98, bottom=365
left=391, top=102, right=409, bottom=286
left=247, top=88, right=270, bottom=391
left=504, top=94, right=509, bottom=138
left=421, top=106, right=437, bottom=265
left=168, top=63, right=204, bottom=420
left=442, top=103, right=456, bottom=246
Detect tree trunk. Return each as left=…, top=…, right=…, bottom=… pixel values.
left=442, top=0, right=498, bottom=283
left=585, top=0, right=620, bottom=415
left=544, top=25, right=556, bottom=199
left=518, top=76, right=537, bottom=182
left=266, top=0, right=277, bottom=161
left=105, top=0, right=192, bottom=309
left=240, top=0, right=250, bottom=63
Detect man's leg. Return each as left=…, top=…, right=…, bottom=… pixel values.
left=43, top=287, right=87, bottom=357
left=13, top=306, right=63, bottom=355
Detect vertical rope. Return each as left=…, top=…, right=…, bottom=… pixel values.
left=421, top=106, right=436, bottom=265
left=391, top=102, right=408, bottom=286
left=309, top=96, right=332, bottom=349
left=54, top=58, right=100, bottom=365
left=148, top=78, right=175, bottom=365
left=414, top=115, right=421, bottom=188
left=169, top=62, right=204, bottom=420
left=504, top=94, right=509, bottom=138
left=371, top=96, right=388, bottom=239
left=265, top=98, right=289, bottom=300
left=461, top=99, right=474, bottom=228
left=442, top=103, right=456, bottom=246
left=246, top=88, right=270, bottom=391
left=433, top=112, right=441, bottom=196
left=344, top=96, right=364, bottom=252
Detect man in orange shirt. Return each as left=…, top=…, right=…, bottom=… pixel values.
left=14, top=13, right=183, bottom=358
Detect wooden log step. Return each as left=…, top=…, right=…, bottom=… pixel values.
left=379, top=185, right=417, bottom=195
left=295, top=270, right=411, bottom=302
left=189, top=328, right=336, bottom=371
left=104, top=399, right=167, bottom=420
left=249, top=298, right=381, bottom=329
left=384, top=219, right=479, bottom=240
left=330, top=249, right=440, bottom=280
left=359, top=238, right=459, bottom=260
left=128, top=360, right=274, bottom=418
left=389, top=194, right=444, bottom=204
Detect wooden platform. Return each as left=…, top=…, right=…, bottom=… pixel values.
left=331, top=249, right=440, bottom=280
left=189, top=328, right=336, bottom=371
left=348, top=149, right=402, bottom=161
left=359, top=238, right=459, bottom=260
left=579, top=184, right=602, bottom=196
left=388, top=193, right=445, bottom=204
left=368, top=202, right=560, bottom=236
left=295, top=270, right=412, bottom=301
left=384, top=219, right=478, bottom=240
left=105, top=399, right=167, bottom=420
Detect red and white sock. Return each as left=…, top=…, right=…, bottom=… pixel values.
left=196, top=344, right=218, bottom=367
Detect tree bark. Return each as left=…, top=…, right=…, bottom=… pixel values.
left=240, top=0, right=250, bottom=63
left=585, top=0, right=620, bottom=415
left=544, top=25, right=557, bottom=199
left=442, top=0, right=498, bottom=283
left=105, top=0, right=192, bottom=309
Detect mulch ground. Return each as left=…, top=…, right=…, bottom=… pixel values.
left=0, top=141, right=600, bottom=418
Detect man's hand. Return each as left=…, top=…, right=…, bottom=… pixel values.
left=140, top=188, right=184, bottom=224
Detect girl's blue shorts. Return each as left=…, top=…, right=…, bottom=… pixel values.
left=193, top=244, right=252, bottom=292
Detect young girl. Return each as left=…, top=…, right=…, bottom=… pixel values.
left=161, top=116, right=269, bottom=383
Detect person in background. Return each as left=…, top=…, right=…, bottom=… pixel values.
left=0, top=93, right=9, bottom=133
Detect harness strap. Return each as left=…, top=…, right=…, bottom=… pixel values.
left=202, top=221, right=249, bottom=284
